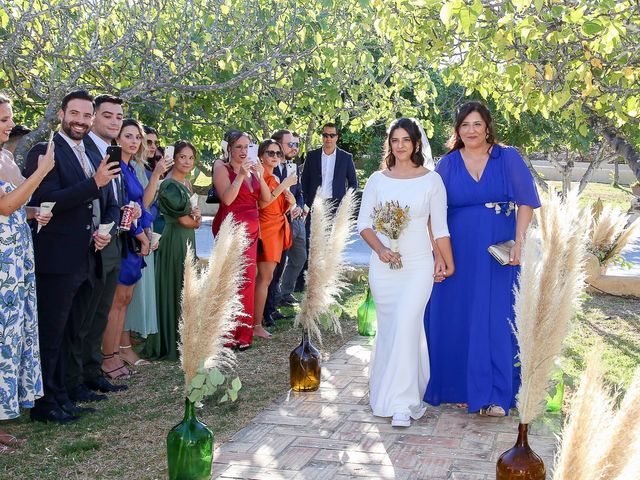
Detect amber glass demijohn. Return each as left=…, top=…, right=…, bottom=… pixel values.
left=167, top=398, right=214, bottom=480
left=290, top=330, right=321, bottom=391
left=496, top=423, right=546, bottom=480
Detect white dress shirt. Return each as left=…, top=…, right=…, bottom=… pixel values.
left=320, top=148, right=336, bottom=199
left=87, top=130, right=120, bottom=203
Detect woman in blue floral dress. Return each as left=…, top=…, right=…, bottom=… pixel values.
left=0, top=94, right=54, bottom=452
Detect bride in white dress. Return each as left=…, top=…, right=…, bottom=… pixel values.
left=357, top=118, right=454, bottom=427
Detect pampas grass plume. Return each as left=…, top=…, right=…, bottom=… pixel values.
left=591, top=369, right=640, bottom=479
left=515, top=191, right=589, bottom=424
left=552, top=349, right=613, bottom=480
left=295, top=189, right=357, bottom=343
left=178, top=216, right=249, bottom=389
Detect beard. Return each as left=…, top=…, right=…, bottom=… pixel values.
left=61, top=117, right=90, bottom=140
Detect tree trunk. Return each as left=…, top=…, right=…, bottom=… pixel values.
left=590, top=116, right=640, bottom=182
left=577, top=144, right=611, bottom=194
left=13, top=100, right=60, bottom=169
left=304, top=118, right=317, bottom=158
left=522, top=154, right=548, bottom=193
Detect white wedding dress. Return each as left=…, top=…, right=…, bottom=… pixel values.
left=357, top=170, right=449, bottom=419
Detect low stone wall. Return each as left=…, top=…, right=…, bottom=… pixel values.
left=585, top=254, right=640, bottom=297
left=531, top=161, right=636, bottom=184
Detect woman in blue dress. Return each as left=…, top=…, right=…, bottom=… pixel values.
left=101, top=119, right=152, bottom=380
left=425, top=102, right=540, bottom=416
left=0, top=94, right=54, bottom=451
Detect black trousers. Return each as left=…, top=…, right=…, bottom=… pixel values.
left=66, top=239, right=121, bottom=391
left=33, top=271, right=87, bottom=412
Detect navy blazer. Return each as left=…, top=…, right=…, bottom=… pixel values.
left=301, top=147, right=358, bottom=208
left=273, top=161, right=304, bottom=209
left=24, top=133, right=102, bottom=275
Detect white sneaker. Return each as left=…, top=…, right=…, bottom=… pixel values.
left=391, top=413, right=411, bottom=427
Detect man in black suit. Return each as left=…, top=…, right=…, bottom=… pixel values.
left=65, top=94, right=128, bottom=401
left=300, top=122, right=358, bottom=211
left=24, top=90, right=120, bottom=423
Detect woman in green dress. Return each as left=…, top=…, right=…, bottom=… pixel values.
left=144, top=141, right=201, bottom=360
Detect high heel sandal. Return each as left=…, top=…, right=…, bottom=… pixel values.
left=101, top=353, right=130, bottom=381
left=113, top=352, right=137, bottom=376
left=119, top=345, right=151, bottom=366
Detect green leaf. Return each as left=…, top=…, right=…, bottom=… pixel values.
left=188, top=388, right=203, bottom=403
left=440, top=2, right=455, bottom=27
left=582, top=20, right=604, bottom=36
left=209, top=369, right=225, bottom=386
left=218, top=393, right=229, bottom=403
left=231, top=377, right=242, bottom=391
left=190, top=373, right=206, bottom=389
left=228, top=388, right=238, bottom=402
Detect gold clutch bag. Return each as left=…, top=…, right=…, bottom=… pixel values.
left=487, top=240, right=515, bottom=266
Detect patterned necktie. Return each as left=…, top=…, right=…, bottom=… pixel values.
left=74, top=144, right=101, bottom=232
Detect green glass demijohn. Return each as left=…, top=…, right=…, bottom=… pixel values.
left=167, top=398, right=214, bottom=480
left=357, top=286, right=377, bottom=336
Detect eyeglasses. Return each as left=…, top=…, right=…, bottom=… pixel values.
left=287, top=142, right=300, bottom=148
left=265, top=150, right=283, bottom=158
left=321, top=133, right=337, bottom=139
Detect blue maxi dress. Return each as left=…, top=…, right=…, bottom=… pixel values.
left=424, top=144, right=540, bottom=414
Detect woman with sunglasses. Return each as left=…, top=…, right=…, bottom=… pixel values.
left=253, top=140, right=297, bottom=338
left=212, top=130, right=271, bottom=349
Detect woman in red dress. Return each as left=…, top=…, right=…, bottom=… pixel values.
left=212, top=130, right=270, bottom=349
left=254, top=140, right=297, bottom=336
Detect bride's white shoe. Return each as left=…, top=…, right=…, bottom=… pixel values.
left=391, top=413, right=411, bottom=427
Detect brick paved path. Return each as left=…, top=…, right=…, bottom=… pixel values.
left=213, top=337, right=558, bottom=479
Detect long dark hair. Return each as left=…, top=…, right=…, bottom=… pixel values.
left=447, top=101, right=496, bottom=153
left=382, top=118, right=424, bottom=169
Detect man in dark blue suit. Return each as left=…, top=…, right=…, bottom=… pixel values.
left=298, top=123, right=358, bottom=289
left=23, top=90, right=120, bottom=423
left=300, top=122, right=358, bottom=211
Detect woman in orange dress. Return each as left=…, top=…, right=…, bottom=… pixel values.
left=254, top=139, right=297, bottom=336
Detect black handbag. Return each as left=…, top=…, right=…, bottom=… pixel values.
left=206, top=185, right=219, bottom=204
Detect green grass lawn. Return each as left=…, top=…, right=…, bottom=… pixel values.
left=546, top=180, right=634, bottom=210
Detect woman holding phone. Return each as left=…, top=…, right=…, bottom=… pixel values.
left=101, top=118, right=153, bottom=379
left=145, top=141, right=201, bottom=360
left=212, top=130, right=270, bottom=349
left=0, top=94, right=54, bottom=451
left=253, top=139, right=296, bottom=336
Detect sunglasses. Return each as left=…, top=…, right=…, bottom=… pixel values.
left=146, top=139, right=157, bottom=145
left=265, top=150, right=283, bottom=158
left=322, top=133, right=337, bottom=138
left=287, top=142, right=300, bottom=148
